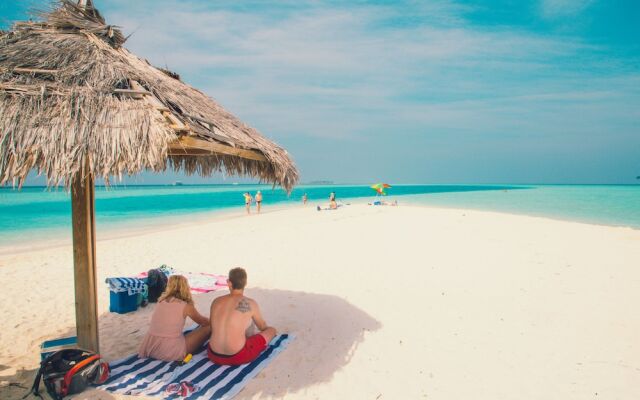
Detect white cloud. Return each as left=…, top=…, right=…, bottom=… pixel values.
left=95, top=0, right=639, bottom=183
left=102, top=1, right=600, bottom=139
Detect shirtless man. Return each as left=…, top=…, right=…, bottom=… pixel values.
left=255, top=191, right=263, bottom=214
left=208, top=267, right=277, bottom=365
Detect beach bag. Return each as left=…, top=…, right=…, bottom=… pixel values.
left=147, top=268, right=168, bottom=303
left=26, top=349, right=109, bottom=399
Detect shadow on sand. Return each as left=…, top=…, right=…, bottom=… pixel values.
left=2, top=287, right=380, bottom=399
left=238, top=288, right=382, bottom=398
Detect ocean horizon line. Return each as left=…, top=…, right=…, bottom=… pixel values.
left=2, top=182, right=639, bottom=190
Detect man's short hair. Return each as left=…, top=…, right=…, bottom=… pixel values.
left=228, top=267, right=247, bottom=290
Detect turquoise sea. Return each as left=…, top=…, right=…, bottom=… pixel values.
left=0, top=184, right=639, bottom=248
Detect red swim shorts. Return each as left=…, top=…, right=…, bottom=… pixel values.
left=207, top=334, right=267, bottom=366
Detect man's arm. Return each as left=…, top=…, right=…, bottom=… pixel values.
left=249, top=299, right=277, bottom=344
left=250, top=300, right=269, bottom=331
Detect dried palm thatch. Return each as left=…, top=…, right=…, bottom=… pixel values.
left=0, top=0, right=298, bottom=191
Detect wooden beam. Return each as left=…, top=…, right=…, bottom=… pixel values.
left=165, top=148, right=224, bottom=156
left=183, top=113, right=236, bottom=144
left=129, top=80, right=188, bottom=129
left=113, top=88, right=152, bottom=96
left=0, top=84, right=27, bottom=92
left=184, top=113, right=220, bottom=129
left=163, top=111, right=188, bottom=131
left=168, top=136, right=267, bottom=162
left=71, top=162, right=99, bottom=352
left=13, top=67, right=58, bottom=75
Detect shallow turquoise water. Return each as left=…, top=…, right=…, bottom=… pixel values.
left=401, top=185, right=640, bottom=229
left=0, top=184, right=638, bottom=247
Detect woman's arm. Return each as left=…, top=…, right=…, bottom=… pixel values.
left=184, top=303, right=210, bottom=326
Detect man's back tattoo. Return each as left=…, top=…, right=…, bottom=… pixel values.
left=236, top=298, right=251, bottom=313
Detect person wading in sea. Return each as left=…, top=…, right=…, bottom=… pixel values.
left=243, top=192, right=252, bottom=215
left=255, top=190, right=263, bottom=214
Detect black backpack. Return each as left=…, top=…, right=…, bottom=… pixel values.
left=26, top=349, right=110, bottom=399
left=147, top=268, right=168, bottom=303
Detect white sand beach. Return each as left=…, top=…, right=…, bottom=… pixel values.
left=1, top=203, right=639, bottom=399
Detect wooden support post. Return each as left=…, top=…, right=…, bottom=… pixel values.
left=71, top=166, right=99, bottom=352
left=168, top=136, right=268, bottom=162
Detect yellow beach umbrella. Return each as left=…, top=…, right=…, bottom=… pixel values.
left=370, top=183, right=391, bottom=195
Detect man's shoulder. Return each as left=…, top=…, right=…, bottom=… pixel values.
left=236, top=295, right=257, bottom=306
left=211, top=294, right=231, bottom=305
left=235, top=296, right=255, bottom=313
left=241, top=296, right=259, bottom=307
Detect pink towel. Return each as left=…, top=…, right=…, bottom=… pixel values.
left=182, top=272, right=228, bottom=293
left=137, top=271, right=227, bottom=293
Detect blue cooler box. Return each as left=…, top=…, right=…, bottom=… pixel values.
left=41, top=336, right=77, bottom=360
left=106, top=277, right=147, bottom=314
left=109, top=290, right=139, bottom=314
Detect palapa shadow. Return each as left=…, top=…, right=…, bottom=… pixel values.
left=237, top=288, right=382, bottom=398
left=3, top=287, right=380, bottom=399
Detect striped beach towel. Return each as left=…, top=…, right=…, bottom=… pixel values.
left=106, top=277, right=147, bottom=295
left=99, top=334, right=292, bottom=399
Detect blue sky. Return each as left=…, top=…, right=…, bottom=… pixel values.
left=2, top=0, right=639, bottom=184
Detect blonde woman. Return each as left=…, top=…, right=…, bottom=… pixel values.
left=138, top=275, right=211, bottom=361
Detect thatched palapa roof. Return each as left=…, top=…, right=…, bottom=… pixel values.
left=0, top=0, right=298, bottom=190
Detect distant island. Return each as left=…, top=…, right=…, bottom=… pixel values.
left=306, top=180, right=334, bottom=185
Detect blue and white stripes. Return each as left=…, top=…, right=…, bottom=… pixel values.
left=105, top=277, right=147, bottom=295
left=99, top=334, right=292, bottom=399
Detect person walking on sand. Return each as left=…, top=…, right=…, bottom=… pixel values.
left=255, top=190, right=263, bottom=213
left=302, top=193, right=308, bottom=205
left=243, top=192, right=252, bottom=215
left=208, top=267, right=277, bottom=365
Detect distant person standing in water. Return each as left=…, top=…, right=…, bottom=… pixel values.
left=255, top=191, right=263, bottom=213
left=243, top=192, right=252, bottom=215
left=302, top=193, right=308, bottom=205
